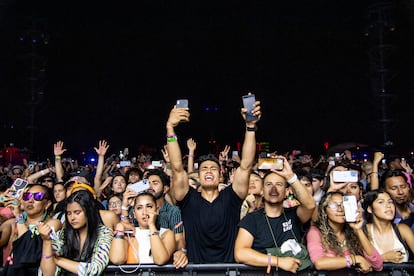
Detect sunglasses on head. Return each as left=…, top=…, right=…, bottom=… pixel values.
left=22, top=192, right=46, bottom=201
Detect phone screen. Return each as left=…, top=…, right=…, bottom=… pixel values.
left=242, top=94, right=258, bottom=122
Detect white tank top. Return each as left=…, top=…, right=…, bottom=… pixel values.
left=370, top=224, right=409, bottom=262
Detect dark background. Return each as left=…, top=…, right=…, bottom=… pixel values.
left=1, top=1, right=414, bottom=161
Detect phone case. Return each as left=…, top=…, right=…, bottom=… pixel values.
left=176, top=99, right=188, bottom=108
left=242, top=94, right=258, bottom=122
left=343, top=195, right=358, bottom=222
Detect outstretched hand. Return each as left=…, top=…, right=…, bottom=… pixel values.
left=54, top=141, right=67, bottom=156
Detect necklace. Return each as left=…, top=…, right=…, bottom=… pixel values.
left=339, top=239, right=347, bottom=248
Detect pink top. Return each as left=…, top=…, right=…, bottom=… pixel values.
left=307, top=225, right=383, bottom=271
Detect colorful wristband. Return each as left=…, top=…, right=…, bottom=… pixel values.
left=167, top=135, right=178, bottom=143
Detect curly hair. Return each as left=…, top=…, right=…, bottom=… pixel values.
left=315, top=191, right=362, bottom=256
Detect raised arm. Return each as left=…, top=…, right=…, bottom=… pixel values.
left=165, top=105, right=191, bottom=201
left=54, top=141, right=67, bottom=182
left=369, top=151, right=384, bottom=191
left=186, top=138, right=197, bottom=173
left=93, top=140, right=110, bottom=197
left=231, top=98, right=261, bottom=199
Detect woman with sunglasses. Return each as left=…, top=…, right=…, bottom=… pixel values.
left=38, top=189, right=113, bottom=276
left=0, top=184, right=62, bottom=275
left=306, top=191, right=383, bottom=274
left=362, top=189, right=414, bottom=263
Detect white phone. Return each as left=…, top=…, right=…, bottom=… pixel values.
left=343, top=195, right=358, bottom=222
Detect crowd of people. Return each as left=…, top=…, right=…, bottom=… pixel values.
left=0, top=95, right=414, bottom=275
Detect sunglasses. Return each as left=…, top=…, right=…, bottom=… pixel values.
left=22, top=192, right=46, bottom=201
left=42, top=179, right=54, bottom=183
left=108, top=201, right=122, bottom=207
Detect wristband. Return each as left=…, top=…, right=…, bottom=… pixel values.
left=287, top=174, right=298, bottom=185
left=149, top=231, right=160, bottom=236
left=120, top=215, right=130, bottom=221
left=114, top=234, right=125, bottom=239
left=42, top=254, right=52, bottom=259
left=345, top=255, right=352, bottom=268
left=113, top=230, right=124, bottom=235
left=179, top=248, right=187, bottom=254
left=246, top=125, right=258, bottom=132
left=55, top=155, right=61, bottom=160
left=167, top=135, right=178, bottom=143
left=121, top=206, right=129, bottom=211
left=266, top=253, right=271, bottom=274
left=40, top=170, right=45, bottom=176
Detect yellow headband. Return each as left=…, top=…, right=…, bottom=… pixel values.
left=69, top=182, right=96, bottom=197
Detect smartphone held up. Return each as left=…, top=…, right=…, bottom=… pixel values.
left=242, top=93, right=258, bottom=122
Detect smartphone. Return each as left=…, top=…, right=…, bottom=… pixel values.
left=257, top=157, right=283, bottom=170
left=176, top=99, right=189, bottom=108
left=274, top=158, right=284, bottom=171
left=242, top=94, right=258, bottom=122
left=343, top=195, right=358, bottom=222
left=10, top=178, right=29, bottom=198
left=127, top=179, right=150, bottom=193
left=120, top=161, right=131, bottom=167
left=332, top=170, right=358, bottom=182
left=151, top=160, right=162, bottom=167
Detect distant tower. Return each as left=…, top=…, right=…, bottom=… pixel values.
left=17, top=16, right=49, bottom=151
left=364, top=0, right=397, bottom=147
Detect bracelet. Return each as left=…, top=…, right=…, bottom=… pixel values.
left=167, top=135, right=178, bottom=143
left=40, top=170, right=45, bottom=176
left=120, top=215, right=130, bottom=221
left=266, top=253, right=271, bottom=274
left=42, top=254, right=53, bottom=259
left=179, top=248, right=187, bottom=254
left=114, top=234, right=125, bottom=239
left=287, top=174, right=298, bottom=185
left=188, top=154, right=194, bottom=158
left=149, top=231, right=160, bottom=236
left=345, top=255, right=352, bottom=268
left=55, top=155, right=61, bottom=160
left=113, top=230, right=124, bottom=235
left=246, top=125, right=258, bottom=132
left=166, top=134, right=176, bottom=138
left=121, top=206, right=129, bottom=211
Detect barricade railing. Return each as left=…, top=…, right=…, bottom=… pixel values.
left=104, top=262, right=414, bottom=276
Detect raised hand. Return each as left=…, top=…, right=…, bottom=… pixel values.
left=54, top=141, right=67, bottom=156
left=94, top=140, right=110, bottom=156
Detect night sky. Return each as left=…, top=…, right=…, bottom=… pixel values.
left=1, top=1, right=414, bottom=161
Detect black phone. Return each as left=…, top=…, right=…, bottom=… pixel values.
left=242, top=94, right=258, bottom=122
left=176, top=99, right=189, bottom=108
